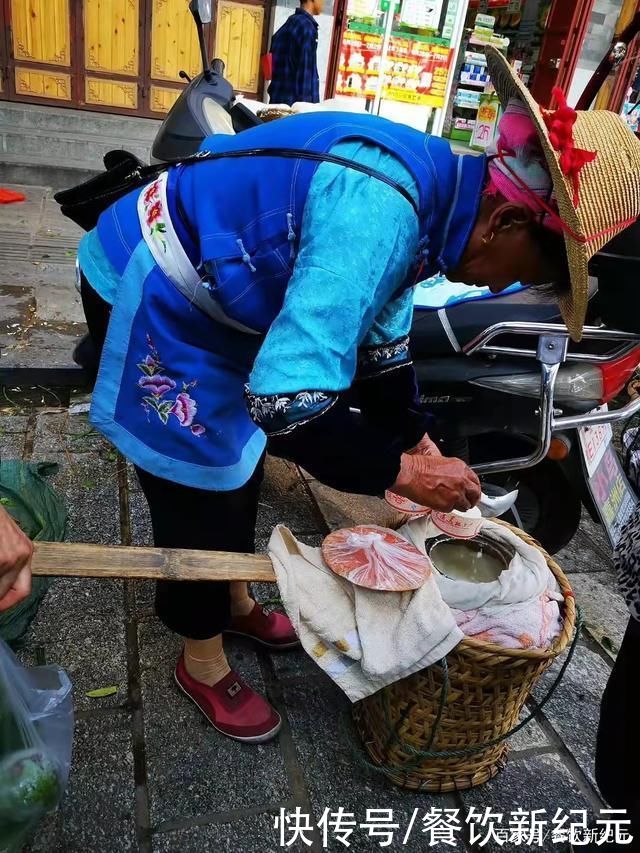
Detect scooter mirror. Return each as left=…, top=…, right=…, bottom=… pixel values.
left=195, top=0, right=212, bottom=23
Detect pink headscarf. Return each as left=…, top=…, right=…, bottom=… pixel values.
left=486, top=98, right=562, bottom=234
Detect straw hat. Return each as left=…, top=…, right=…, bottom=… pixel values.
left=485, top=46, right=640, bottom=341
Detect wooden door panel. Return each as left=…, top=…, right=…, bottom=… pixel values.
left=150, top=83, right=181, bottom=113
left=11, top=0, right=70, bottom=65
left=15, top=68, right=71, bottom=99
left=85, top=76, right=138, bottom=108
left=8, top=0, right=72, bottom=105
left=0, top=2, right=6, bottom=94
left=215, top=1, right=263, bottom=94
left=151, top=0, right=202, bottom=83
left=84, top=0, right=139, bottom=76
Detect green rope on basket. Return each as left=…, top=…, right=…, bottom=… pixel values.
left=352, top=606, right=584, bottom=778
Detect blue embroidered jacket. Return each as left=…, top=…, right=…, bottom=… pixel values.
left=93, top=113, right=485, bottom=441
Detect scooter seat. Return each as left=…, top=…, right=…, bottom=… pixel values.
left=410, top=288, right=564, bottom=357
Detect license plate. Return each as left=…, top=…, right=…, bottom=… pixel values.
left=578, top=407, right=613, bottom=478
left=578, top=406, right=638, bottom=548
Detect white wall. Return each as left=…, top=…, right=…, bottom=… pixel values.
left=379, top=99, right=432, bottom=131
left=266, top=0, right=336, bottom=100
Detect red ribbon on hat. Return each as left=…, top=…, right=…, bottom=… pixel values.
left=489, top=149, right=637, bottom=245
left=542, top=88, right=597, bottom=207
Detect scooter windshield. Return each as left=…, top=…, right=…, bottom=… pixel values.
left=202, top=98, right=235, bottom=135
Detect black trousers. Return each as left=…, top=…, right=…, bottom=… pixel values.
left=135, top=462, right=264, bottom=638
left=595, top=616, right=640, bottom=845
left=80, top=277, right=265, bottom=638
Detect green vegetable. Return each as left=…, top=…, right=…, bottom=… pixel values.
left=0, top=750, right=60, bottom=820
left=0, top=750, right=61, bottom=852
left=0, top=648, right=66, bottom=850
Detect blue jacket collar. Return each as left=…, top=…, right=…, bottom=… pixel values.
left=437, top=153, right=487, bottom=275
left=295, top=7, right=318, bottom=27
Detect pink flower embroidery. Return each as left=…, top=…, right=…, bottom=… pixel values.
left=171, top=392, right=197, bottom=427
left=137, top=339, right=204, bottom=436
left=138, top=374, right=176, bottom=397
left=147, top=200, right=162, bottom=224
left=138, top=375, right=176, bottom=396
left=144, top=183, right=159, bottom=205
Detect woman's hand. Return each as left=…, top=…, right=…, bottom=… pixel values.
left=0, top=506, right=33, bottom=612
left=391, top=452, right=481, bottom=513
left=406, top=433, right=442, bottom=457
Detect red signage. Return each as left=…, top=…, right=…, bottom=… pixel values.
left=336, top=29, right=452, bottom=107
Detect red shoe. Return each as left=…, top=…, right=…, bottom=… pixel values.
left=174, top=654, right=281, bottom=743
left=225, top=602, right=300, bottom=651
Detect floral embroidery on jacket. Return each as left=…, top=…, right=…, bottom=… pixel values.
left=245, top=387, right=336, bottom=435
left=357, top=335, right=411, bottom=379
left=137, top=335, right=206, bottom=437
left=141, top=180, right=167, bottom=253
left=360, top=336, right=410, bottom=365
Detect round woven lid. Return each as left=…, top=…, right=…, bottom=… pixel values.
left=485, top=46, right=640, bottom=341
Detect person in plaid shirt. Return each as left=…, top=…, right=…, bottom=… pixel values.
left=268, top=0, right=323, bottom=106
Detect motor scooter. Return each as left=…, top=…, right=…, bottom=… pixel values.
left=150, top=0, right=263, bottom=162
left=405, top=272, right=640, bottom=553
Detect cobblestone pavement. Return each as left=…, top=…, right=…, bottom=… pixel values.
left=0, top=184, right=84, bottom=374
left=0, top=402, right=627, bottom=853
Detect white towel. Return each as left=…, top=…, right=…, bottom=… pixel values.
left=403, top=516, right=554, bottom=609
left=403, top=516, right=563, bottom=649
left=268, top=525, right=463, bottom=702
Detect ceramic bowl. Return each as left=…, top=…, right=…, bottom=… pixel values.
left=431, top=507, right=483, bottom=539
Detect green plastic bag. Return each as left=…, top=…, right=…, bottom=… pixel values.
left=0, top=461, right=68, bottom=647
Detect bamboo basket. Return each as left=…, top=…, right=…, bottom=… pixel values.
left=352, top=523, right=577, bottom=792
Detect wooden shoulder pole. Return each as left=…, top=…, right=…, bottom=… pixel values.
left=31, top=541, right=277, bottom=583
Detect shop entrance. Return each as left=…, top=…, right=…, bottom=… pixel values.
left=325, top=0, right=599, bottom=147
left=443, top=0, right=596, bottom=149
left=325, top=0, right=469, bottom=132
left=529, top=0, right=595, bottom=106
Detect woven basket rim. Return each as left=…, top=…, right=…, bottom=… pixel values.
left=451, top=520, right=575, bottom=661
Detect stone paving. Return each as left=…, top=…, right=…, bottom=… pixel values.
left=0, top=402, right=628, bottom=853
left=0, top=184, right=84, bottom=376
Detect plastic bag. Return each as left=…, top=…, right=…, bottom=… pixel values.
left=0, top=640, right=73, bottom=853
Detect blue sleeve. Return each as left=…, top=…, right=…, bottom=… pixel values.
left=250, top=142, right=419, bottom=393
left=246, top=141, right=420, bottom=433
left=362, top=288, right=414, bottom=347
left=354, top=287, right=433, bottom=451
left=357, top=288, right=415, bottom=378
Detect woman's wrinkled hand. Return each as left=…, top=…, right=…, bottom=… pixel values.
left=406, top=433, right=442, bottom=457
left=391, top=453, right=481, bottom=513
left=0, top=506, right=33, bottom=612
